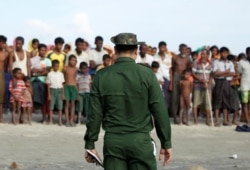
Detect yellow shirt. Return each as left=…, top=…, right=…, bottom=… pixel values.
left=47, top=51, right=66, bottom=72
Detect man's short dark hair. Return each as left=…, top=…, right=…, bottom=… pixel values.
left=103, top=54, right=111, bottom=61
left=179, top=43, right=187, bottom=49
left=158, top=41, right=167, bottom=48
left=139, top=44, right=147, bottom=51
left=95, top=36, right=103, bottom=43
left=32, top=38, right=39, bottom=44
left=115, top=45, right=138, bottom=54
left=0, top=35, right=7, bottom=42
left=151, top=61, right=160, bottom=68
left=54, top=37, right=65, bottom=45
left=210, top=45, right=219, bottom=52
left=75, top=38, right=84, bottom=46
left=220, top=47, right=230, bottom=53
left=16, top=36, right=24, bottom=44
left=227, top=54, right=236, bottom=61
left=52, top=59, right=60, bottom=67
left=38, top=44, right=47, bottom=50
left=246, top=47, right=250, bottom=54
left=80, top=61, right=88, bottom=69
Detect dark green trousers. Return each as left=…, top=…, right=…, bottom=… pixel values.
left=103, top=132, right=157, bottom=170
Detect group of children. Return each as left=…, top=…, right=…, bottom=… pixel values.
left=9, top=55, right=92, bottom=126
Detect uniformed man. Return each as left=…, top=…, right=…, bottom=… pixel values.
left=84, top=33, right=172, bottom=170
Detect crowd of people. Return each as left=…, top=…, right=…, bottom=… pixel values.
left=0, top=34, right=249, bottom=127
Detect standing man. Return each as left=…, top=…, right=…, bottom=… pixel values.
left=31, top=44, right=52, bottom=123
left=170, top=44, right=191, bottom=124
left=154, top=41, right=172, bottom=108
left=65, top=38, right=89, bottom=68
left=192, top=49, right=213, bottom=125
left=135, top=44, right=154, bottom=67
left=9, top=36, right=31, bottom=76
left=88, top=36, right=107, bottom=68
left=0, top=35, right=9, bottom=122
left=84, top=33, right=172, bottom=170
left=212, top=47, right=235, bottom=126
left=238, top=47, right=250, bottom=126
left=47, top=37, right=65, bottom=72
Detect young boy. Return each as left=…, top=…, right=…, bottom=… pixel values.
left=76, top=62, right=92, bottom=124
left=179, top=69, right=193, bottom=125
left=63, top=55, right=78, bottom=127
left=151, top=61, right=164, bottom=90
left=96, top=54, right=111, bottom=71
left=46, top=60, right=65, bottom=125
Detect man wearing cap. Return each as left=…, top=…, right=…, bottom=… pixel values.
left=84, top=33, right=172, bottom=169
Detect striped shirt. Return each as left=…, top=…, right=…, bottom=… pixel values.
left=9, top=79, right=26, bottom=102
left=192, top=60, right=212, bottom=89
left=76, top=73, right=92, bottom=93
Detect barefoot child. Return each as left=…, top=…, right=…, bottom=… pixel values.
left=46, top=60, right=65, bottom=125
left=76, top=62, right=92, bottom=124
left=22, top=76, right=33, bottom=124
left=63, top=55, right=78, bottom=126
left=179, top=69, right=193, bottom=125
left=9, top=68, right=26, bottom=124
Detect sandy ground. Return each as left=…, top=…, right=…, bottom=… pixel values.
left=0, top=113, right=250, bottom=170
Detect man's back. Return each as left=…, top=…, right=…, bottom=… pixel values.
left=93, top=57, right=162, bottom=133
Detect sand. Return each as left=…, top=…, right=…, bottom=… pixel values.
left=0, top=113, right=249, bottom=170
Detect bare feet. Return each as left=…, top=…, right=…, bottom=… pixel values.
left=223, top=122, right=229, bottom=126
left=215, top=122, right=221, bottom=127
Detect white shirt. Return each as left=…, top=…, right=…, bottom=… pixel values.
left=13, top=51, right=28, bottom=76
left=88, top=48, right=107, bottom=65
left=46, top=71, right=65, bottom=88
left=135, top=54, right=154, bottom=66
left=154, top=53, right=172, bottom=80
left=65, top=50, right=90, bottom=69
left=76, top=73, right=92, bottom=93
left=212, top=59, right=235, bottom=81
left=238, top=59, right=250, bottom=91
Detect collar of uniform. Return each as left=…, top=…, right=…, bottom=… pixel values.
left=115, top=57, right=135, bottom=63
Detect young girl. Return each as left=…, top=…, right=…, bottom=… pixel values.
left=9, top=68, right=26, bottom=124
left=179, top=69, right=193, bottom=125
left=22, top=76, right=33, bottom=124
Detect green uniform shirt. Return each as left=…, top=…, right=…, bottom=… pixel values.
left=84, top=57, right=172, bottom=149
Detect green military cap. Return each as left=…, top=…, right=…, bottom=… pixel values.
left=111, top=33, right=144, bottom=45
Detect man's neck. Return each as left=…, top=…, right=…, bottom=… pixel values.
left=95, top=48, right=101, bottom=52
left=158, top=52, right=165, bottom=57
left=54, top=49, right=61, bottom=53
left=76, top=48, right=82, bottom=55
left=16, top=48, right=23, bottom=52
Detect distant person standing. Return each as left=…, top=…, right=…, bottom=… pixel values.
left=169, top=44, right=191, bottom=124
left=47, top=37, right=65, bottom=72
left=65, top=38, right=90, bottom=69
left=238, top=47, right=250, bottom=126
left=212, top=47, right=235, bottom=126
left=9, top=36, right=31, bottom=77
left=84, top=33, right=172, bottom=170
left=28, top=38, right=39, bottom=58
left=135, top=44, right=154, bottom=67
left=192, top=49, right=213, bottom=125
left=88, top=36, right=107, bottom=69
left=154, top=41, right=172, bottom=108
left=0, top=35, right=9, bottom=123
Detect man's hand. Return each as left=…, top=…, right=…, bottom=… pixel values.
left=168, top=82, right=173, bottom=91
left=159, top=148, right=172, bottom=166
left=85, top=149, right=100, bottom=163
